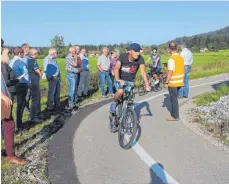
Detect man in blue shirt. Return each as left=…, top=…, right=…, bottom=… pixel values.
left=43, top=48, right=61, bottom=113
left=27, top=48, right=43, bottom=124
left=12, top=47, right=30, bottom=130
left=22, top=43, right=31, bottom=111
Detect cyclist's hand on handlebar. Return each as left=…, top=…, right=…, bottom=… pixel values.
left=145, top=86, right=151, bottom=92
left=118, top=80, right=125, bottom=86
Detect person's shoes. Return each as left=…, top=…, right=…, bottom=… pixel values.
left=110, top=124, right=118, bottom=133
left=102, top=95, right=107, bottom=98
left=110, top=103, right=116, bottom=113
left=178, top=96, right=183, bottom=99
left=108, top=93, right=114, bottom=97
left=166, top=116, right=179, bottom=121
left=5, top=156, right=29, bottom=166
left=184, top=96, right=188, bottom=98
left=66, top=105, right=74, bottom=111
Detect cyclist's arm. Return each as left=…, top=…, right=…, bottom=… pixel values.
left=140, top=64, right=150, bottom=88
left=114, top=60, right=121, bottom=82
left=154, top=57, right=160, bottom=67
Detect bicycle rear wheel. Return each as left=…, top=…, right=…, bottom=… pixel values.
left=118, top=107, right=138, bottom=149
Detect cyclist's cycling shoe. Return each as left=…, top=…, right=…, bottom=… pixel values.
left=110, top=124, right=118, bottom=133
left=154, top=79, right=160, bottom=85
left=110, top=103, right=116, bottom=113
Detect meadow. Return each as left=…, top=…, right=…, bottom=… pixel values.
left=36, top=49, right=229, bottom=95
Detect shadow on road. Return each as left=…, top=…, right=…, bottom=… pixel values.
left=211, top=80, right=229, bottom=90
left=162, top=94, right=171, bottom=113
left=135, top=101, right=153, bottom=123
left=149, top=162, right=167, bottom=184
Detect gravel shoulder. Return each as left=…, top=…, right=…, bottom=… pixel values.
left=180, top=98, right=229, bottom=155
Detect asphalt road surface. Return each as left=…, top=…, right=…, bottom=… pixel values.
left=49, top=74, right=229, bottom=184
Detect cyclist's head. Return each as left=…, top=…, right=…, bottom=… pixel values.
left=152, top=48, right=157, bottom=56
left=168, top=42, right=177, bottom=54
left=128, top=43, right=141, bottom=60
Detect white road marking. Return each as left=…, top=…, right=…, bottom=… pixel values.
left=131, top=78, right=229, bottom=184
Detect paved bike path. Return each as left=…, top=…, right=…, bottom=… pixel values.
left=73, top=74, right=229, bottom=184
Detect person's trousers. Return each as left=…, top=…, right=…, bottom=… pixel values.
left=2, top=92, right=16, bottom=138
left=178, top=65, right=191, bottom=97
left=2, top=118, right=15, bottom=157
left=25, top=87, right=31, bottom=108
left=168, top=86, right=180, bottom=119
left=78, top=70, right=89, bottom=96
left=47, top=78, right=61, bottom=110
left=30, top=81, right=41, bottom=120
left=67, top=72, right=78, bottom=107
left=16, top=83, right=29, bottom=129
left=98, top=71, right=113, bottom=96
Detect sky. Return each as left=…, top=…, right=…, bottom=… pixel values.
left=1, top=1, right=229, bottom=47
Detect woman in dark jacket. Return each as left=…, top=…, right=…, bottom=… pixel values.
left=1, top=44, right=28, bottom=165
left=1, top=47, right=19, bottom=102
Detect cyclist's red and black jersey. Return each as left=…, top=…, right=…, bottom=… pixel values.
left=118, top=53, right=145, bottom=82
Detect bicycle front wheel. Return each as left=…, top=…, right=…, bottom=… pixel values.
left=118, top=107, right=138, bottom=149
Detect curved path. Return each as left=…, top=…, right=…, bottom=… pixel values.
left=48, top=74, right=229, bottom=184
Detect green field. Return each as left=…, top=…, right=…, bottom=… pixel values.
left=37, top=50, right=229, bottom=93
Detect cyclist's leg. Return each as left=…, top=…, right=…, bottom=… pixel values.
left=152, top=67, right=157, bottom=80
left=110, top=81, right=124, bottom=113
left=154, top=67, right=162, bottom=85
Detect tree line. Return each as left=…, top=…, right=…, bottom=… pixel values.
left=6, top=26, right=229, bottom=58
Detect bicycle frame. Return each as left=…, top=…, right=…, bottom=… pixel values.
left=116, top=85, right=135, bottom=124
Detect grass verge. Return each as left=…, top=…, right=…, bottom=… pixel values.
left=193, top=84, right=229, bottom=106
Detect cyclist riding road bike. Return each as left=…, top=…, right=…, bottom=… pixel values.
left=110, top=43, right=151, bottom=132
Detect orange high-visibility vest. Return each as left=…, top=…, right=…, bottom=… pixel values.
left=168, top=54, right=184, bottom=87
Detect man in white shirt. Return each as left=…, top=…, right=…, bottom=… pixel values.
left=178, top=44, right=193, bottom=98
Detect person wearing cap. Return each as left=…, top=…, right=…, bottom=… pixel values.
left=43, top=48, right=61, bottom=113
left=178, top=43, right=193, bottom=98
left=164, top=42, right=184, bottom=121
left=109, top=43, right=151, bottom=132
left=97, top=47, right=114, bottom=97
